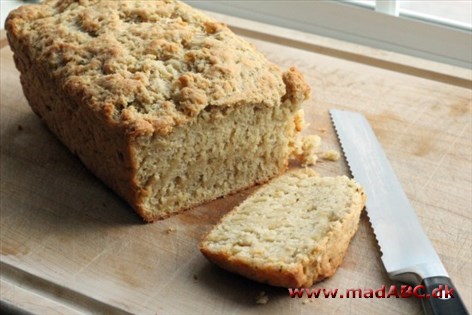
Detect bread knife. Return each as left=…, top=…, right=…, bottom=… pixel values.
left=330, top=109, right=468, bottom=315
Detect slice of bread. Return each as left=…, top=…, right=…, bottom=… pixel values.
left=199, top=169, right=366, bottom=288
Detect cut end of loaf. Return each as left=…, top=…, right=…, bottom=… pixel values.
left=199, top=169, right=366, bottom=287
left=131, top=105, right=301, bottom=222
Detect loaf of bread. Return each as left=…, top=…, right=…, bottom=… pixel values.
left=200, top=169, right=366, bottom=288
left=6, top=0, right=310, bottom=221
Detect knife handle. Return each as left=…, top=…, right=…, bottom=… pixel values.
left=421, top=276, right=469, bottom=315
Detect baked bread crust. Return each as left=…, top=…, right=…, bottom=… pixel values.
left=6, top=0, right=310, bottom=221
left=200, top=169, right=366, bottom=287
left=6, top=0, right=309, bottom=137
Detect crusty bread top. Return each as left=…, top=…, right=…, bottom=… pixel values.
left=200, top=169, right=365, bottom=275
left=6, top=0, right=310, bottom=137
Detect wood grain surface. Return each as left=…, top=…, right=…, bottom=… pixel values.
left=1, top=12, right=471, bottom=315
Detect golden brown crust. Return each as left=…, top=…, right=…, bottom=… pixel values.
left=199, top=248, right=306, bottom=288
left=5, top=0, right=304, bottom=137
left=282, top=66, right=311, bottom=107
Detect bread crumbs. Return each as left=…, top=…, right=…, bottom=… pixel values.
left=302, top=299, right=314, bottom=305
left=321, top=150, right=340, bottom=161
left=291, top=134, right=321, bottom=166
left=166, top=227, right=176, bottom=234
left=256, top=291, right=269, bottom=305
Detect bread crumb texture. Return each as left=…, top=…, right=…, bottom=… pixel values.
left=200, top=169, right=366, bottom=288
left=165, top=227, right=176, bottom=234
left=6, top=0, right=310, bottom=136
left=291, top=134, right=341, bottom=166
left=256, top=291, right=269, bottom=305
left=322, top=150, right=340, bottom=161
left=290, top=135, right=321, bottom=166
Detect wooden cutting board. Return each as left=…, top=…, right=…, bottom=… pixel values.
left=1, top=12, right=471, bottom=315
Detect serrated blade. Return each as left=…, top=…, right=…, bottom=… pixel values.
left=329, top=109, right=447, bottom=283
